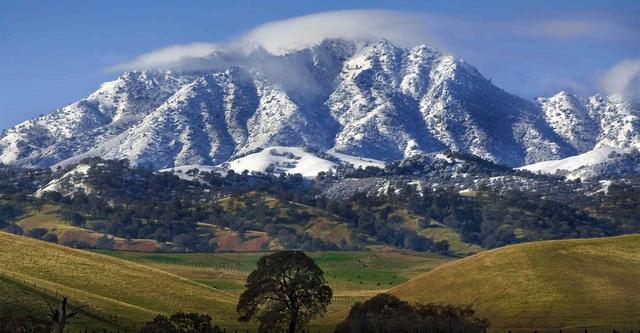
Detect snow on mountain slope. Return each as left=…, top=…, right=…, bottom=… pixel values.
left=520, top=147, right=621, bottom=174
left=327, top=40, right=573, bottom=165
left=518, top=147, right=640, bottom=180
left=35, top=164, right=93, bottom=197
left=0, top=71, right=190, bottom=167
left=219, top=147, right=336, bottom=177
left=537, top=92, right=640, bottom=153
left=537, top=91, right=598, bottom=152
left=588, top=95, right=640, bottom=150
left=2, top=39, right=638, bottom=170
left=158, top=147, right=385, bottom=178
left=326, top=149, right=385, bottom=169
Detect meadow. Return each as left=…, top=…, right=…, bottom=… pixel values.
left=0, top=232, right=237, bottom=330
left=2, top=230, right=640, bottom=332
left=0, top=231, right=449, bottom=330
left=392, top=234, right=640, bottom=331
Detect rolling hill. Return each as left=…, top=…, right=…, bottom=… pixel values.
left=3, top=230, right=639, bottom=330
left=0, top=232, right=237, bottom=330
left=391, top=234, right=640, bottom=330
left=0, top=231, right=451, bottom=330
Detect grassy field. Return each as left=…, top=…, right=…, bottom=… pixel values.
left=96, top=250, right=450, bottom=294
left=0, top=231, right=450, bottom=330
left=0, top=274, right=125, bottom=331
left=95, top=249, right=452, bottom=324
left=0, top=232, right=237, bottom=331
left=4, top=228, right=639, bottom=332
left=392, top=234, right=640, bottom=331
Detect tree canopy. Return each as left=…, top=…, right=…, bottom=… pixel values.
left=335, top=293, right=490, bottom=333
left=237, top=251, right=332, bottom=333
left=139, top=312, right=222, bottom=333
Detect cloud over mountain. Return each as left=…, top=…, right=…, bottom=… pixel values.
left=237, top=10, right=431, bottom=55
left=111, top=10, right=433, bottom=72
left=601, top=59, right=640, bottom=101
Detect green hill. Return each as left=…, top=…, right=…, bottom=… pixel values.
left=0, top=232, right=237, bottom=330
left=391, top=234, right=640, bottom=330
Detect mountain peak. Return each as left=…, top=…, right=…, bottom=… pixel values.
left=2, top=41, right=638, bottom=170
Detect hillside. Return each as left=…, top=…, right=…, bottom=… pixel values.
left=4, top=156, right=640, bottom=253
left=0, top=232, right=237, bottom=329
left=0, top=231, right=451, bottom=329
left=94, top=249, right=451, bottom=326
left=14, top=204, right=162, bottom=251
left=391, top=234, right=640, bottom=329
left=520, top=147, right=640, bottom=180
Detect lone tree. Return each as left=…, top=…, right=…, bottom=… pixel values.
left=237, top=251, right=332, bottom=333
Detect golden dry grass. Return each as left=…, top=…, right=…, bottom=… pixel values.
left=394, top=208, right=484, bottom=256
left=391, top=234, right=640, bottom=329
left=16, top=204, right=161, bottom=251
left=0, top=232, right=238, bottom=328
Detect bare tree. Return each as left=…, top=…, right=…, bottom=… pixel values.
left=45, top=296, right=87, bottom=333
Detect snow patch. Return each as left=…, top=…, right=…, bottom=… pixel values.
left=36, top=164, right=92, bottom=197
left=220, top=147, right=337, bottom=178
left=327, top=149, right=385, bottom=169
left=518, top=147, right=627, bottom=179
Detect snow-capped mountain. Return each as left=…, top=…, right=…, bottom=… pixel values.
left=537, top=92, right=640, bottom=153
left=1, top=39, right=638, bottom=170
left=0, top=71, right=190, bottom=166
left=537, top=92, right=599, bottom=153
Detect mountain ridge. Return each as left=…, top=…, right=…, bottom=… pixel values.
left=1, top=39, right=638, bottom=170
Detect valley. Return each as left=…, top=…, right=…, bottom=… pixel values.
left=2, top=231, right=638, bottom=331
left=1, top=6, right=639, bottom=332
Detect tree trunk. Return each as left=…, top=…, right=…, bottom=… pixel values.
left=288, top=313, right=297, bottom=333
left=55, top=297, right=68, bottom=333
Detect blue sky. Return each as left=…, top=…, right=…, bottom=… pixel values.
left=1, top=0, right=639, bottom=130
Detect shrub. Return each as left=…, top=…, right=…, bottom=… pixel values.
left=139, top=312, right=222, bottom=333
left=334, top=294, right=489, bottom=333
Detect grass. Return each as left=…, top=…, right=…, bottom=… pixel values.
left=6, top=225, right=637, bottom=331
left=0, top=230, right=450, bottom=330
left=391, top=234, right=640, bottom=330
left=94, top=250, right=450, bottom=294
left=0, top=274, right=124, bottom=331
left=15, top=204, right=161, bottom=251
left=94, top=249, right=452, bottom=326
left=389, top=207, right=485, bottom=256
left=0, top=232, right=237, bottom=330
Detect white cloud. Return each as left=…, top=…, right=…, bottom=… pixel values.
left=600, top=59, right=640, bottom=101
left=109, top=43, right=219, bottom=71
left=111, top=10, right=639, bottom=72
left=109, top=10, right=434, bottom=71
left=237, top=10, right=431, bottom=55
left=107, top=9, right=639, bottom=100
